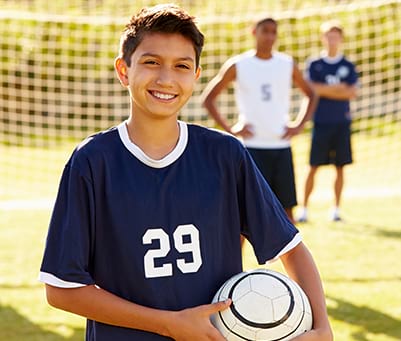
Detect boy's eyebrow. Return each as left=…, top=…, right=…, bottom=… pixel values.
left=139, top=52, right=195, bottom=63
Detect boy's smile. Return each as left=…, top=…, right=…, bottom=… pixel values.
left=150, top=91, right=176, bottom=100
left=117, top=32, right=200, bottom=121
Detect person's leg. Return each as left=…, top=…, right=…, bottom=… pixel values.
left=304, top=165, right=318, bottom=208
left=298, top=166, right=318, bottom=222
left=284, top=207, right=295, bottom=224
left=240, top=234, right=246, bottom=249
left=334, top=165, right=344, bottom=207
left=331, top=165, right=344, bottom=221
left=331, top=122, right=352, bottom=221
left=298, top=123, right=330, bottom=222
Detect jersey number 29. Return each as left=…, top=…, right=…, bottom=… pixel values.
left=142, top=224, right=202, bottom=278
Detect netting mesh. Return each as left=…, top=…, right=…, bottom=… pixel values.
left=1, top=0, right=400, bottom=203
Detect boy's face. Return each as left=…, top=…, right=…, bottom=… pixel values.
left=116, top=32, right=200, bottom=120
left=253, top=21, right=277, bottom=51
left=322, top=29, right=343, bottom=51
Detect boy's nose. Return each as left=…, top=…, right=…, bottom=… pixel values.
left=156, top=67, right=175, bottom=87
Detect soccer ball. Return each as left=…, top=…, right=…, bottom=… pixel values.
left=211, top=269, right=312, bottom=340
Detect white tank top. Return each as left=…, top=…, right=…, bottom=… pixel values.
left=234, top=50, right=293, bottom=148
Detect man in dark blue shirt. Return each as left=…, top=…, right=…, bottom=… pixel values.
left=298, top=20, right=359, bottom=223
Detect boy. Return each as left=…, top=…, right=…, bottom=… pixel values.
left=39, top=5, right=332, bottom=340
left=298, top=20, right=358, bottom=223
left=202, top=18, right=317, bottom=223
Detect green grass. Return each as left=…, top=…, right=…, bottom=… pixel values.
left=0, top=210, right=85, bottom=340
left=1, top=131, right=401, bottom=340
left=1, top=0, right=401, bottom=338
left=1, top=196, right=401, bottom=340
left=244, top=196, right=401, bottom=341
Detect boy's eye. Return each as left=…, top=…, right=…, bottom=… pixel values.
left=177, top=64, right=191, bottom=70
left=144, top=60, right=158, bottom=65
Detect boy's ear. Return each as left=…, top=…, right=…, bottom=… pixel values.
left=115, top=57, right=129, bottom=86
left=249, top=22, right=256, bottom=35
left=195, top=66, right=201, bottom=81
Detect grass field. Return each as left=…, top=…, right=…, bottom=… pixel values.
left=1, top=132, right=401, bottom=340
left=1, top=0, right=401, bottom=339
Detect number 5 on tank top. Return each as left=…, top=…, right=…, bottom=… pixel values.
left=261, top=83, right=271, bottom=101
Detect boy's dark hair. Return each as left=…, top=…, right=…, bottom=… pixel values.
left=119, top=4, right=204, bottom=68
left=255, top=17, right=277, bottom=29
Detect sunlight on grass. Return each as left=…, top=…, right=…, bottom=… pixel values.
left=1, top=129, right=401, bottom=340
left=243, top=196, right=401, bottom=341
left=1, top=197, right=401, bottom=340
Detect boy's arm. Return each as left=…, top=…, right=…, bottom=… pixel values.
left=45, top=284, right=230, bottom=340
left=201, top=61, right=237, bottom=134
left=311, top=82, right=358, bottom=100
left=202, top=61, right=253, bottom=139
left=283, top=63, right=318, bottom=139
left=279, top=242, right=333, bottom=341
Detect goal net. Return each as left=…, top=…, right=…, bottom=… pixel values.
left=1, top=0, right=400, bottom=206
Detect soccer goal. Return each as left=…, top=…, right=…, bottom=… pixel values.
left=1, top=0, right=400, bottom=204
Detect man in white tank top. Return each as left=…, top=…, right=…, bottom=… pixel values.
left=202, top=17, right=317, bottom=224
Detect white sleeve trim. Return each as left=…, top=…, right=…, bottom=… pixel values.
left=38, top=271, right=87, bottom=288
left=267, top=232, right=302, bottom=263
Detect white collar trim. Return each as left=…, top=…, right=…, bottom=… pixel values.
left=321, top=51, right=344, bottom=64
left=117, top=120, right=188, bottom=168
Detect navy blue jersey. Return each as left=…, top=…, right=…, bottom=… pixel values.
left=306, top=54, right=358, bottom=124
left=39, top=121, right=300, bottom=340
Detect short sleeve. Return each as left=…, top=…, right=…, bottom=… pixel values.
left=304, top=58, right=313, bottom=81
left=346, top=61, right=359, bottom=85
left=237, top=149, right=300, bottom=264
left=39, top=155, right=96, bottom=288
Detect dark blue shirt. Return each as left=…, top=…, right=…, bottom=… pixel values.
left=306, top=55, right=358, bottom=124
left=40, top=121, right=299, bottom=340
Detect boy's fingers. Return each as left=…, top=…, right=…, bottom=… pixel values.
left=206, top=299, right=232, bottom=314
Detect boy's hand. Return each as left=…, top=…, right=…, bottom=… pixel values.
left=231, top=123, right=254, bottom=139
left=167, top=299, right=231, bottom=341
left=282, top=124, right=303, bottom=139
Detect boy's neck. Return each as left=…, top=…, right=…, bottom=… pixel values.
left=327, top=47, right=340, bottom=57
left=125, top=116, right=180, bottom=160
left=255, top=48, right=273, bottom=60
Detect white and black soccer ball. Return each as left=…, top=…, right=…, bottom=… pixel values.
left=211, top=269, right=313, bottom=340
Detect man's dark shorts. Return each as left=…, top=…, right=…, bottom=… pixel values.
left=310, top=122, right=352, bottom=166
left=247, top=147, right=297, bottom=209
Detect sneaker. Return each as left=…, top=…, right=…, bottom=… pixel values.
left=297, top=216, right=308, bottom=223
left=330, top=208, right=342, bottom=222
left=297, top=208, right=308, bottom=223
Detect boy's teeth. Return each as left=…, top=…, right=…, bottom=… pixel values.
left=153, top=92, right=175, bottom=100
